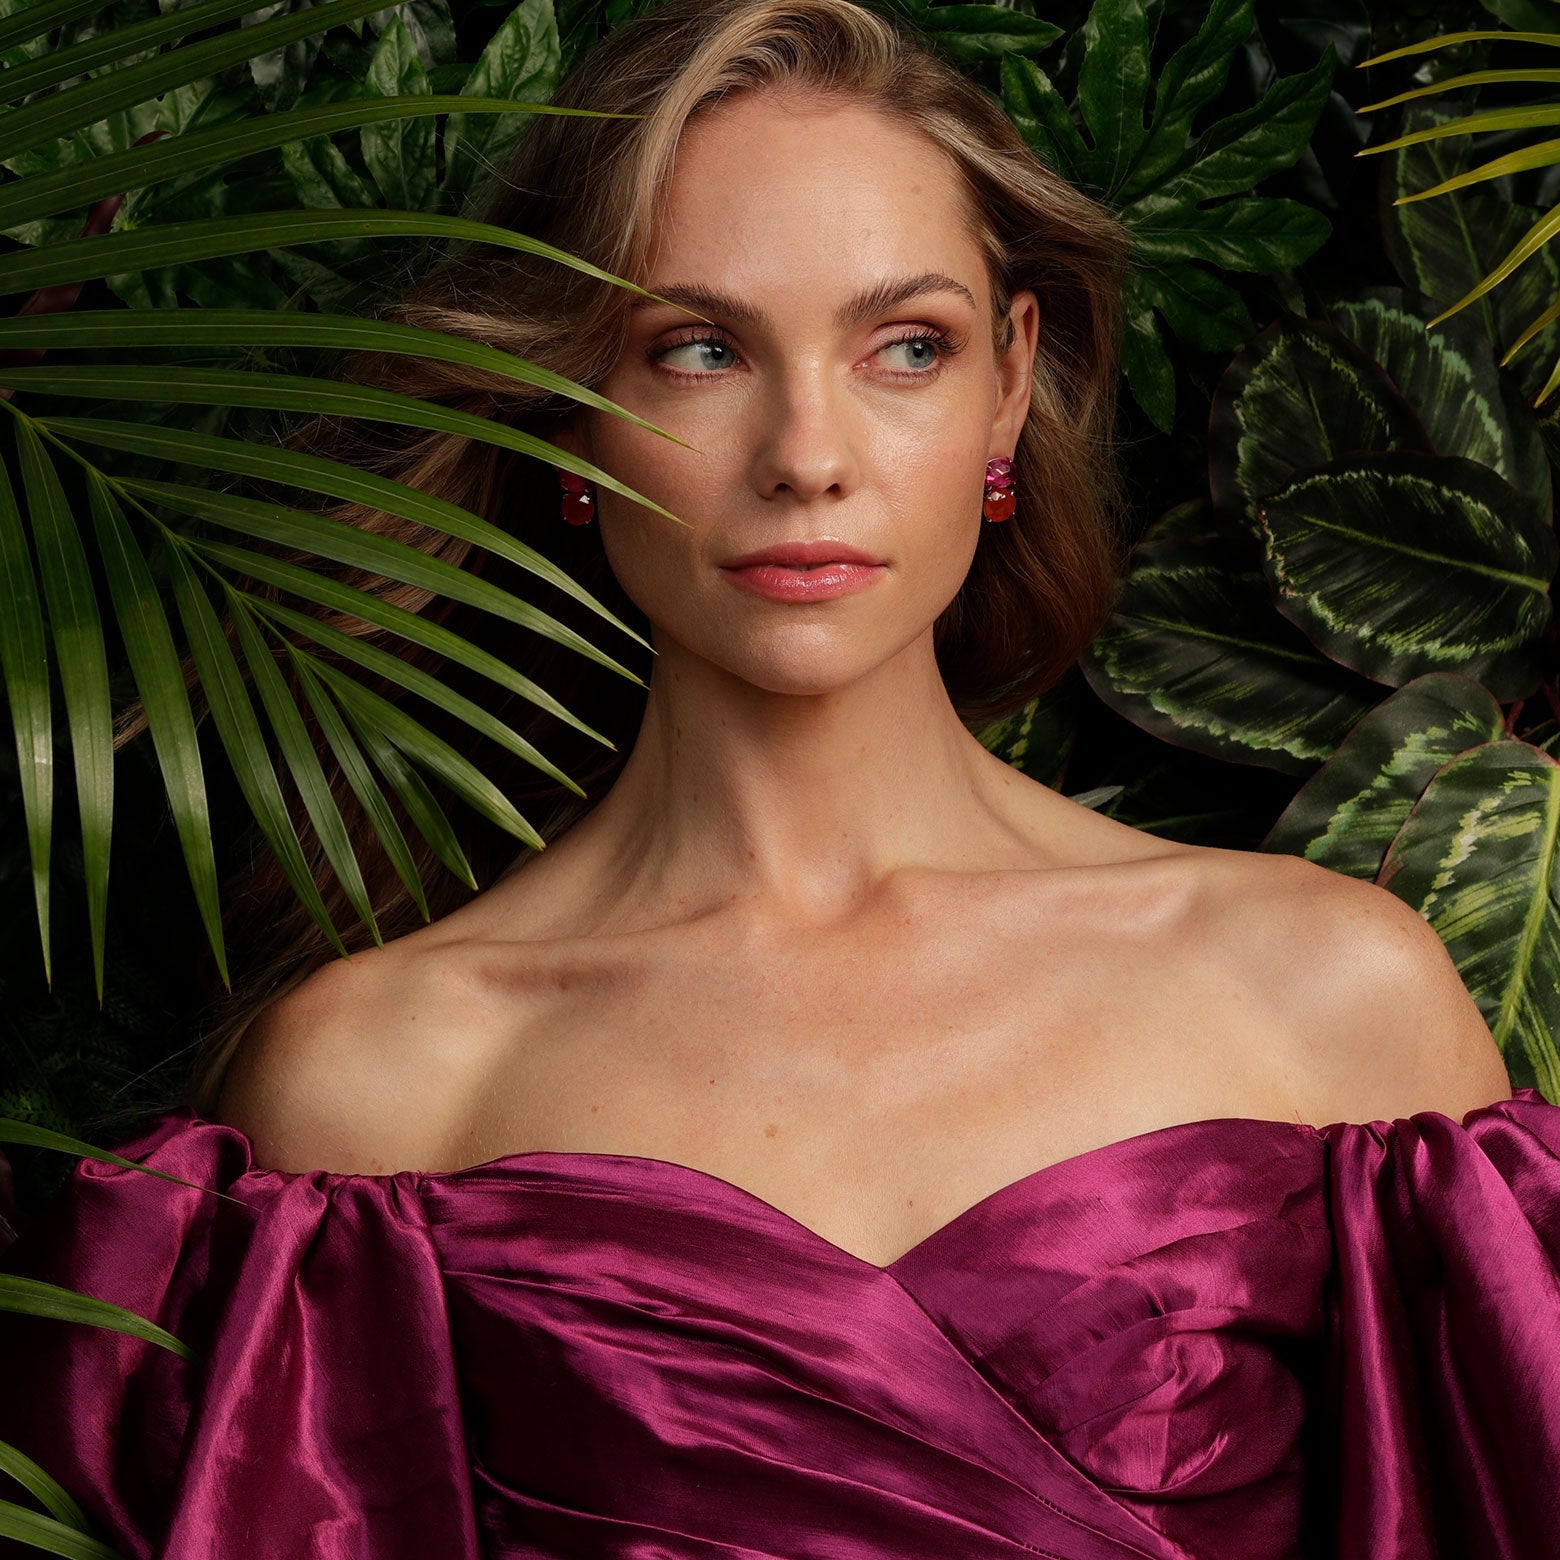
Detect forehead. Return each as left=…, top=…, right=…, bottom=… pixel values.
left=642, top=89, right=987, bottom=314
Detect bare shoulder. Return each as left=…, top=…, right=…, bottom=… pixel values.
left=1199, top=847, right=1511, bottom=1127
left=212, top=932, right=492, bottom=1175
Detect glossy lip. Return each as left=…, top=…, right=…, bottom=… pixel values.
left=721, top=539, right=886, bottom=569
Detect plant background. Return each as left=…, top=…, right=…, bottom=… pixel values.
left=4, top=0, right=1559, bottom=1216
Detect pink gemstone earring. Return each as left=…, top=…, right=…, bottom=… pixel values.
left=983, top=456, right=1016, bottom=523
left=557, top=467, right=595, bottom=525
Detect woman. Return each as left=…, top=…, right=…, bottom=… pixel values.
left=1, top=1, right=1555, bottom=1556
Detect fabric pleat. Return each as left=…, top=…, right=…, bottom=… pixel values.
left=1, top=1088, right=1557, bottom=1558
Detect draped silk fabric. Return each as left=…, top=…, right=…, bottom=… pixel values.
left=1, top=1088, right=1559, bottom=1558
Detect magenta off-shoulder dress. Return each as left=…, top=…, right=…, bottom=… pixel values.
left=1, top=1088, right=1558, bottom=1558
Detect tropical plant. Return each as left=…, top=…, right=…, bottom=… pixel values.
left=1354, top=23, right=1560, bottom=405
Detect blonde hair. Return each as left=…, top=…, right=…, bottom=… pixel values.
left=169, top=0, right=1131, bottom=1113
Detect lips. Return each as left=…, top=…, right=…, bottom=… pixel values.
left=722, top=539, right=885, bottom=570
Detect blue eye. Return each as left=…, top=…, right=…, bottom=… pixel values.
left=650, top=326, right=962, bottom=382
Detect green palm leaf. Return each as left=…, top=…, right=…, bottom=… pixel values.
left=0, top=96, right=612, bottom=235
left=0, top=1494, right=124, bottom=1560
left=13, top=420, right=112, bottom=1002
left=1356, top=23, right=1560, bottom=403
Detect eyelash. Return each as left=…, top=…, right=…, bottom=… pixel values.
left=649, top=325, right=964, bottom=383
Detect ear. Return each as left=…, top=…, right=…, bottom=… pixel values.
left=993, top=288, right=1040, bottom=452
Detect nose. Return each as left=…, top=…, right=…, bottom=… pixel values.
left=747, top=362, right=860, bottom=505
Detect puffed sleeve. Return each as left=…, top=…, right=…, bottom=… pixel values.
left=0, top=1108, right=479, bottom=1560
left=1320, top=1084, right=1560, bottom=1558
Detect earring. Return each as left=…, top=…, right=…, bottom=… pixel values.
left=983, top=456, right=1015, bottom=523
left=557, top=467, right=595, bottom=525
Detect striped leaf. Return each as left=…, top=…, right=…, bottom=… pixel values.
left=1255, top=451, right=1555, bottom=697
left=1079, top=533, right=1376, bottom=774
left=1321, top=289, right=1552, bottom=522
left=1379, top=740, right=1560, bottom=1095
left=1263, top=672, right=1506, bottom=876
left=1208, top=314, right=1430, bottom=530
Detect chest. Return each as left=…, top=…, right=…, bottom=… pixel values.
left=439, top=900, right=1306, bottom=1267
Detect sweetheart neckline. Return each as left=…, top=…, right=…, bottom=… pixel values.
left=200, top=1106, right=1329, bottom=1273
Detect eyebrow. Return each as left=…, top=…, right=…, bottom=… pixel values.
left=629, top=271, right=978, bottom=332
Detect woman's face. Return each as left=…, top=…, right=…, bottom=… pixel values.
left=555, top=88, right=1040, bottom=696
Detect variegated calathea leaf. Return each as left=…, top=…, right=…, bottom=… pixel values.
left=1319, top=288, right=1553, bottom=524
left=976, top=676, right=1081, bottom=791
left=1262, top=672, right=1507, bottom=877
left=1378, top=740, right=1560, bottom=1096
left=1078, top=532, right=1378, bottom=775
left=1254, top=450, right=1555, bottom=698
left=1207, top=312, right=1431, bottom=532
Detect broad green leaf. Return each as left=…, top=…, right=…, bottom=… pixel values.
left=15, top=420, right=112, bottom=1002
left=118, top=476, right=642, bottom=684
left=1208, top=314, right=1430, bottom=530
left=1079, top=533, right=1377, bottom=774
left=282, top=129, right=377, bottom=215
left=1378, top=739, right=1560, bottom=1095
left=0, top=1495, right=123, bottom=1560
left=1159, top=46, right=1335, bottom=204
left=1255, top=452, right=1555, bottom=698
left=857, top=0, right=1062, bottom=64
left=309, top=655, right=542, bottom=848
left=1000, top=55, right=1089, bottom=180
left=1264, top=672, right=1506, bottom=876
left=288, top=654, right=431, bottom=922
left=1118, top=299, right=1177, bottom=432
left=41, top=415, right=650, bottom=652
left=83, top=471, right=228, bottom=990
left=0, top=96, right=599, bottom=234
left=190, top=535, right=606, bottom=752
left=1130, top=194, right=1329, bottom=273
left=321, top=667, right=476, bottom=886
left=1076, top=0, right=1151, bottom=195
left=361, top=15, right=436, bottom=212
left=445, top=0, right=561, bottom=205
left=1321, top=289, right=1552, bottom=522
left=0, top=0, right=407, bottom=162
left=166, top=541, right=349, bottom=963
left=4, top=364, right=685, bottom=528
left=0, top=1274, right=193, bottom=1361
left=1128, top=0, right=1252, bottom=189
left=1132, top=261, right=1253, bottom=353
left=0, top=425, right=53, bottom=985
